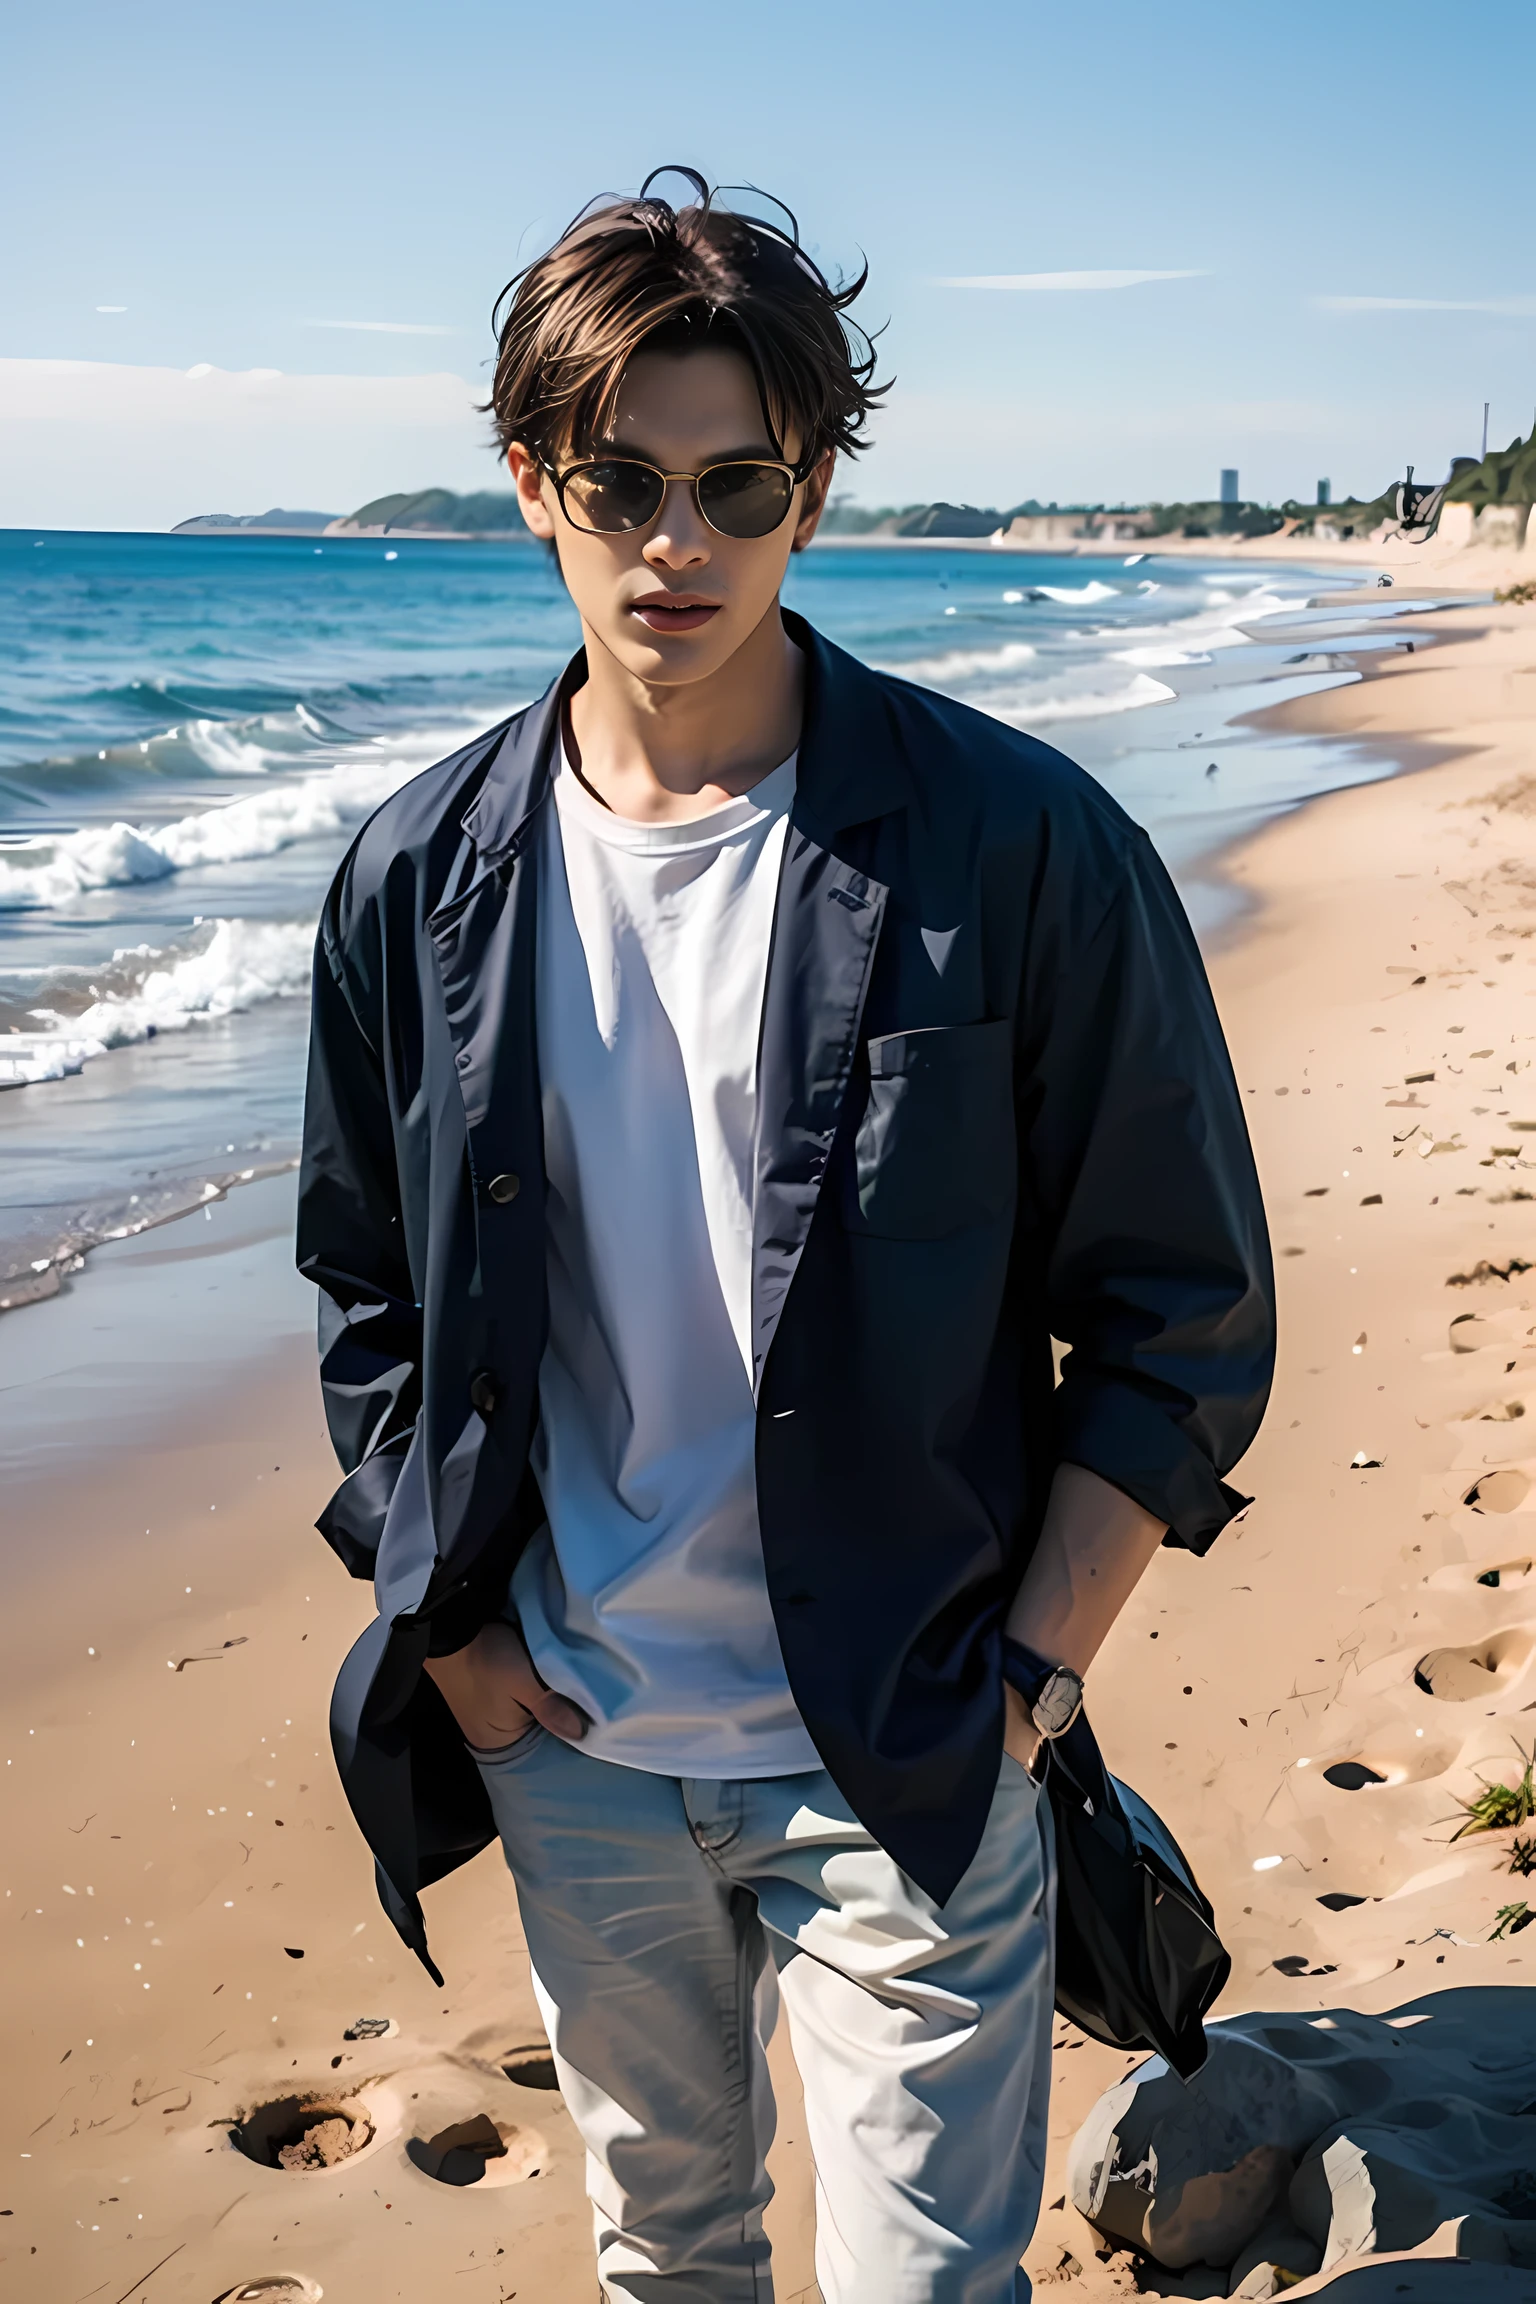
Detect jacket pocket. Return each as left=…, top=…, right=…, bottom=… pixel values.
left=845, top=1018, right=1015, bottom=1240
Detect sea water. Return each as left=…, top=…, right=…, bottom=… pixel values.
left=0, top=528, right=1428, bottom=1303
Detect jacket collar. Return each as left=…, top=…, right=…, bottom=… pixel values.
left=458, top=653, right=577, bottom=868
left=458, top=611, right=912, bottom=866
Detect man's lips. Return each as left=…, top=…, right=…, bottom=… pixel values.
left=627, top=597, right=722, bottom=634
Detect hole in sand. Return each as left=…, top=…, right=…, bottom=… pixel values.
left=1316, top=1891, right=1369, bottom=1911
left=405, top=2112, right=546, bottom=2188
left=1320, top=1740, right=1457, bottom=1792
left=1478, top=1559, right=1535, bottom=1590
left=1427, top=1555, right=1536, bottom=1593
left=230, top=2096, right=372, bottom=2173
left=1414, top=1629, right=1536, bottom=1701
left=213, top=2281, right=323, bottom=2304
left=1451, top=1313, right=1493, bottom=1353
left=500, top=2045, right=560, bottom=2091
left=1464, top=1468, right=1532, bottom=1513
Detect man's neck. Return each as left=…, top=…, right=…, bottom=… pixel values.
left=566, top=602, right=804, bottom=825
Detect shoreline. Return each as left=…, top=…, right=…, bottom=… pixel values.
left=0, top=549, right=1378, bottom=1323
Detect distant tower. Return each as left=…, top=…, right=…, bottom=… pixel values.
left=1220, top=468, right=1239, bottom=506
left=1317, top=479, right=1331, bottom=507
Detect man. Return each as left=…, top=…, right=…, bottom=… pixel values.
left=298, top=168, right=1273, bottom=2303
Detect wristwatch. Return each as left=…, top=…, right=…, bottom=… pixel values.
left=1002, top=1638, right=1086, bottom=1741
left=1029, top=1664, right=1085, bottom=1740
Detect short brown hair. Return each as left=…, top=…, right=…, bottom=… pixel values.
left=486, top=167, right=888, bottom=468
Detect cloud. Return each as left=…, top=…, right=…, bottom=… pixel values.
left=304, top=319, right=459, bottom=335
left=935, top=268, right=1206, bottom=292
left=0, top=357, right=492, bottom=530
left=95, top=304, right=127, bottom=313
left=1319, top=294, right=1536, bottom=316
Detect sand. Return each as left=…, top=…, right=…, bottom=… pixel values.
left=7, top=567, right=1536, bottom=2301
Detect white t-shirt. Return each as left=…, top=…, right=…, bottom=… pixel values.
left=509, top=746, right=822, bottom=1777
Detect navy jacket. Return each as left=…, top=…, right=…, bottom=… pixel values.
left=297, top=613, right=1274, bottom=1979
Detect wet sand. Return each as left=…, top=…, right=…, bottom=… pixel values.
left=7, top=573, right=1536, bottom=2300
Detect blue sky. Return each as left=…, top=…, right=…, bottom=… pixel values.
left=6, top=0, right=1535, bottom=528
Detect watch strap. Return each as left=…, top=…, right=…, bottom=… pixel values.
left=1001, top=1635, right=1061, bottom=1707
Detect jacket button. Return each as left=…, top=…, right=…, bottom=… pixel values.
left=469, top=1369, right=500, bottom=1417
left=487, top=1172, right=520, bottom=1204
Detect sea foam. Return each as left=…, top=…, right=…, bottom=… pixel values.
left=3, top=917, right=313, bottom=1084
left=875, top=639, right=1178, bottom=729
left=1034, top=580, right=1120, bottom=605
left=0, top=756, right=420, bottom=909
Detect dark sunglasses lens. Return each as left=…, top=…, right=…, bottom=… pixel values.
left=563, top=460, right=666, bottom=534
left=697, top=462, right=795, bottom=539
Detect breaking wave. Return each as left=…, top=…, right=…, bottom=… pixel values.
left=0, top=756, right=423, bottom=910
left=890, top=639, right=1040, bottom=684
left=1033, top=580, right=1121, bottom=605
left=0, top=917, right=313, bottom=1084
left=1002, top=673, right=1179, bottom=724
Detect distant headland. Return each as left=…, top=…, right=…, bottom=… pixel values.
left=171, top=431, right=1536, bottom=552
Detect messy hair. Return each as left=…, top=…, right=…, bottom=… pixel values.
left=486, top=166, right=888, bottom=467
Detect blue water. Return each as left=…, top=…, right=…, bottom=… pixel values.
left=0, top=527, right=1420, bottom=1301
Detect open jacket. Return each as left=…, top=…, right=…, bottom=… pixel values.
left=297, top=612, right=1275, bottom=1979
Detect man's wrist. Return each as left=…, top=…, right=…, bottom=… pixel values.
left=1002, top=1637, right=1086, bottom=1741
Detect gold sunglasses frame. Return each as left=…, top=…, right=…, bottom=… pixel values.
left=543, top=451, right=819, bottom=540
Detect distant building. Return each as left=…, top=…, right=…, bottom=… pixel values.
left=1317, top=479, right=1331, bottom=507
left=1219, top=469, right=1239, bottom=506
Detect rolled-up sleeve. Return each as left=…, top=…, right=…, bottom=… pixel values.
left=1017, top=823, right=1274, bottom=1553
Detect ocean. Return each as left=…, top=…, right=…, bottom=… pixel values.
left=0, top=528, right=1423, bottom=1309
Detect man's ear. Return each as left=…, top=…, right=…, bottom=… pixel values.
left=791, top=451, right=836, bottom=553
left=507, top=444, right=557, bottom=541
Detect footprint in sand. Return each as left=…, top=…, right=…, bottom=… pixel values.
left=1476, top=1556, right=1536, bottom=1589
left=405, top=2110, right=547, bottom=2188
left=453, top=2022, right=563, bottom=2094
left=1426, top=1554, right=1534, bottom=1593
left=1463, top=1466, right=1533, bottom=1513
left=500, top=2042, right=561, bottom=2091
left=1318, top=1737, right=1458, bottom=1791
left=229, top=2092, right=374, bottom=2173
left=213, top=2281, right=323, bottom=2304
left=1415, top=1628, right=1536, bottom=1701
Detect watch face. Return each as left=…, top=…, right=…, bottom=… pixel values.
left=1032, top=1668, right=1083, bottom=1740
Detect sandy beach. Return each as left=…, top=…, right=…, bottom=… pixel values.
left=8, top=560, right=1536, bottom=2301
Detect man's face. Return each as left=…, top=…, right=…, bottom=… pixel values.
left=508, top=346, right=831, bottom=686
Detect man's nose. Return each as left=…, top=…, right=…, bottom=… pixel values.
left=642, top=478, right=712, bottom=567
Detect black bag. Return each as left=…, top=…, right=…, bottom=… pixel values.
left=1004, top=1649, right=1230, bottom=2079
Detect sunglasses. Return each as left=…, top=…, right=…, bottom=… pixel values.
left=544, top=451, right=818, bottom=542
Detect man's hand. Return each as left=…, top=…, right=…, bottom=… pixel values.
left=423, top=1619, right=589, bottom=1751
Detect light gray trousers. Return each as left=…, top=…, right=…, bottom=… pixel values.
left=473, top=1725, right=1055, bottom=2304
